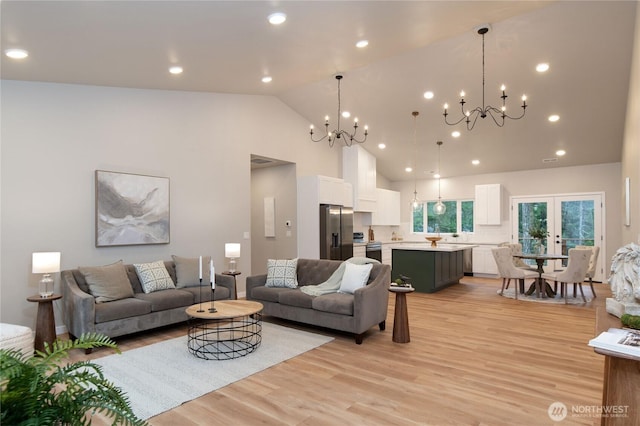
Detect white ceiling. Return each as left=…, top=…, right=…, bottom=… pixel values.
left=1, top=1, right=636, bottom=182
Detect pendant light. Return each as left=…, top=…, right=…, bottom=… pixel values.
left=410, top=111, right=420, bottom=211
left=434, top=141, right=446, bottom=215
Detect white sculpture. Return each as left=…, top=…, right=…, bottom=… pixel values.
left=606, top=243, right=640, bottom=317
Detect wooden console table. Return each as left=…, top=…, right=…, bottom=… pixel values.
left=594, top=308, right=639, bottom=425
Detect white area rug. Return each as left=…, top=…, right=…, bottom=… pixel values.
left=93, top=322, right=334, bottom=420
left=498, top=286, right=595, bottom=304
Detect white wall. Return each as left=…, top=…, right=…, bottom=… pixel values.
left=391, top=162, right=623, bottom=274
left=621, top=6, right=640, bottom=245
left=250, top=164, right=298, bottom=279
left=0, top=80, right=340, bottom=329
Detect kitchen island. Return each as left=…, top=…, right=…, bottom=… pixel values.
left=391, top=244, right=474, bottom=293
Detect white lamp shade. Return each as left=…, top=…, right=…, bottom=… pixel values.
left=225, top=243, right=241, bottom=258
left=32, top=252, right=61, bottom=274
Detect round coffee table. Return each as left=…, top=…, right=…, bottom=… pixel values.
left=186, top=300, right=263, bottom=360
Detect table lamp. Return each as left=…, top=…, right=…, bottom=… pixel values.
left=32, top=252, right=61, bottom=298
left=225, top=243, right=241, bottom=273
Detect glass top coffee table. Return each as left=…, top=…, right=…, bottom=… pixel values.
left=186, top=300, right=263, bottom=360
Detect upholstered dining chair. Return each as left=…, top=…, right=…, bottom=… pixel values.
left=499, top=242, right=536, bottom=271
left=575, top=245, right=600, bottom=298
left=492, top=247, right=539, bottom=299
left=540, top=248, right=592, bottom=304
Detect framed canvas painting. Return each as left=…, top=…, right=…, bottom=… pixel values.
left=95, top=170, right=170, bottom=247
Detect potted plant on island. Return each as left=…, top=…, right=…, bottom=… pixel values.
left=0, top=333, right=148, bottom=426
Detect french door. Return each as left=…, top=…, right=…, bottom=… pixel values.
left=511, top=193, right=604, bottom=281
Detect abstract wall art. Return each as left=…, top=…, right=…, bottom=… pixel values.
left=95, top=170, right=170, bottom=247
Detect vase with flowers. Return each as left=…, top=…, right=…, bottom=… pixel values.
left=528, top=224, right=549, bottom=254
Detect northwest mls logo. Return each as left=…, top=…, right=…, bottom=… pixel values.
left=548, top=401, right=568, bottom=421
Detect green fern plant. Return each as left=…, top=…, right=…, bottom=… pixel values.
left=0, top=333, right=148, bottom=426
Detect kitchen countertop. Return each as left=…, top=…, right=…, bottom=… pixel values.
left=392, top=244, right=478, bottom=252
left=355, top=240, right=501, bottom=247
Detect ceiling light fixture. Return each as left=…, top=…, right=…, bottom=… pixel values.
left=443, top=25, right=527, bottom=130
left=309, top=74, right=368, bottom=147
left=556, top=149, right=566, bottom=156
left=261, top=76, right=272, bottom=83
left=536, top=63, right=550, bottom=73
left=451, top=131, right=461, bottom=138
left=410, top=112, right=421, bottom=211
left=168, top=66, right=183, bottom=75
left=5, top=48, right=28, bottom=59
left=434, top=141, right=446, bottom=215
left=548, top=114, right=560, bottom=122
left=378, top=143, right=386, bottom=149
left=356, top=40, right=369, bottom=48
left=472, top=159, right=480, bottom=165
left=268, top=12, right=287, bottom=25
left=423, top=91, right=434, bottom=99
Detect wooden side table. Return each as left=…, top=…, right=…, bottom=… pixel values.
left=26, top=294, right=61, bottom=352
left=389, top=286, right=414, bottom=343
left=222, top=271, right=241, bottom=299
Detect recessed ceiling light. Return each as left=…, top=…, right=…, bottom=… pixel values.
left=423, top=91, right=434, bottom=99
left=434, top=173, right=441, bottom=179
left=268, top=12, right=287, bottom=25
left=356, top=40, right=369, bottom=48
left=472, top=159, right=480, bottom=165
left=5, top=48, right=28, bottom=59
left=451, top=131, right=461, bottom=138
left=548, top=114, right=560, bottom=122
left=261, top=76, right=272, bottom=83
left=168, top=66, right=183, bottom=75
left=342, top=111, right=351, bottom=118
left=556, top=149, right=566, bottom=156
left=378, top=143, right=386, bottom=149
left=405, top=167, right=413, bottom=173
left=536, top=63, right=550, bottom=73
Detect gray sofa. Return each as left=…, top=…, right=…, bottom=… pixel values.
left=246, top=258, right=391, bottom=344
left=61, top=261, right=235, bottom=340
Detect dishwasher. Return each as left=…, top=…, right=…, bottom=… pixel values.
left=366, top=242, right=382, bottom=262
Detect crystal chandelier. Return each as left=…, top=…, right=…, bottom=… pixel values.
left=434, top=141, right=446, bottom=215
left=443, top=25, right=527, bottom=130
left=310, top=74, right=368, bottom=147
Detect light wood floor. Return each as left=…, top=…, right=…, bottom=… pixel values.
left=71, top=277, right=611, bottom=425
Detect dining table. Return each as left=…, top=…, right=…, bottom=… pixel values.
left=513, top=253, right=569, bottom=298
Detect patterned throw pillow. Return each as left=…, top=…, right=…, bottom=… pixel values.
left=265, top=258, right=298, bottom=288
left=134, top=260, right=176, bottom=293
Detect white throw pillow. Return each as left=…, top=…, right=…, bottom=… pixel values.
left=338, top=262, right=373, bottom=294
left=134, top=260, right=176, bottom=293
left=265, top=258, right=298, bottom=288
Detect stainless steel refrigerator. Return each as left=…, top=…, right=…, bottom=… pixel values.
left=319, top=204, right=353, bottom=261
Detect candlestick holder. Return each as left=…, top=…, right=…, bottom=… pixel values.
left=197, top=278, right=204, bottom=312
left=208, top=288, right=217, bottom=313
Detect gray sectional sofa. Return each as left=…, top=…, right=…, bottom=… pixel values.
left=61, top=260, right=235, bottom=341
left=246, top=258, right=391, bottom=344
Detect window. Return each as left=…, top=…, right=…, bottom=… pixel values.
left=412, top=200, right=474, bottom=234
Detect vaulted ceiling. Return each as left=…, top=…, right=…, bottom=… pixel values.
left=2, top=1, right=636, bottom=181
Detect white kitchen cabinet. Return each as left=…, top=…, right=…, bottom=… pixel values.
left=472, top=246, right=499, bottom=275
left=381, top=244, right=392, bottom=265
left=370, top=188, right=401, bottom=225
left=475, top=184, right=502, bottom=225
left=343, top=146, right=377, bottom=212
left=353, top=245, right=366, bottom=258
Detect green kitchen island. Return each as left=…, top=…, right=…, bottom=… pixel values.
left=391, top=244, right=474, bottom=293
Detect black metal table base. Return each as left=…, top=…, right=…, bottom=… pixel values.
left=188, top=313, right=262, bottom=360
